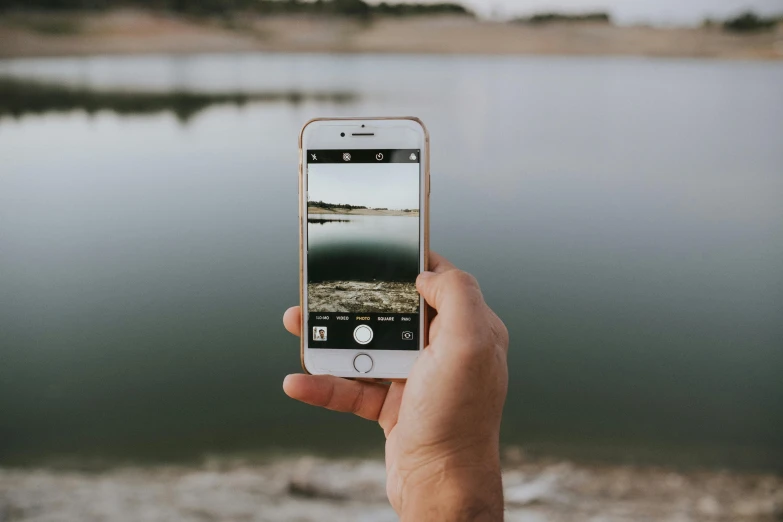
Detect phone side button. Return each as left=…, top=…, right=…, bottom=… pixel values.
left=353, top=353, right=373, bottom=373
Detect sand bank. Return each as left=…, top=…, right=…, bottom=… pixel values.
left=1, top=10, right=781, bottom=59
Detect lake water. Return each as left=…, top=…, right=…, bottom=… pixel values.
left=308, top=214, right=419, bottom=282
left=0, top=54, right=781, bottom=469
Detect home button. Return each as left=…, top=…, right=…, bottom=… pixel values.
left=353, top=353, right=373, bottom=373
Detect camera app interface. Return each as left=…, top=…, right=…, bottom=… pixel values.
left=307, top=149, right=420, bottom=350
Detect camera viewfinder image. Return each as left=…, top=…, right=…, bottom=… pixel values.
left=307, top=162, right=419, bottom=314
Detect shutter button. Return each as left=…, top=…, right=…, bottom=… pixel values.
left=353, top=325, right=373, bottom=345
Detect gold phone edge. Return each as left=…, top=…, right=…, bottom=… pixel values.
left=298, top=117, right=431, bottom=382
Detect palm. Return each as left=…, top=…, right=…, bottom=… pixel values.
left=383, top=400, right=405, bottom=510
left=381, top=350, right=451, bottom=510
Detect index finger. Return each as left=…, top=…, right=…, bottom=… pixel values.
left=283, top=374, right=390, bottom=423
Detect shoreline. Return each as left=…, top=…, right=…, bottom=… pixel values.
left=0, top=10, right=781, bottom=60
left=2, top=453, right=781, bottom=521
left=309, top=207, right=418, bottom=217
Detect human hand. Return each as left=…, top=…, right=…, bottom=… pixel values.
left=283, top=253, right=509, bottom=521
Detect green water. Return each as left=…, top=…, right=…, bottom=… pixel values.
left=0, top=54, right=781, bottom=469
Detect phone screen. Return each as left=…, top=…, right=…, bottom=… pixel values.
left=306, top=149, right=421, bottom=350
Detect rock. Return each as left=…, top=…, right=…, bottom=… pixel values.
left=504, top=474, right=562, bottom=507
left=287, top=457, right=388, bottom=502
left=307, top=281, right=419, bottom=313
left=696, top=495, right=721, bottom=517
left=732, top=498, right=780, bottom=518
left=2, top=455, right=782, bottom=522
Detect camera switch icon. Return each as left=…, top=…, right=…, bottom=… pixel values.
left=401, top=331, right=414, bottom=341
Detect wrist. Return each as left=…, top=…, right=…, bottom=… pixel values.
left=398, top=447, right=503, bottom=522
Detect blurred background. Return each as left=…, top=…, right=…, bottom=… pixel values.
left=1, top=1, right=782, bottom=521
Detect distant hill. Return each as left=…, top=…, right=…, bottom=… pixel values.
left=0, top=0, right=474, bottom=18
left=308, top=200, right=367, bottom=211
left=722, top=11, right=780, bottom=33
left=513, top=12, right=611, bottom=25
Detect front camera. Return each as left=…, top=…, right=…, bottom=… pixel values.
left=340, top=132, right=345, bottom=137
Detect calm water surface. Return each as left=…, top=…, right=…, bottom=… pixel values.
left=308, top=214, right=419, bottom=282
left=1, top=54, right=781, bottom=469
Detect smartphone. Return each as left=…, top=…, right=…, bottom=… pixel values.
left=299, top=117, right=429, bottom=379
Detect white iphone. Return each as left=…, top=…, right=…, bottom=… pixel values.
left=299, top=117, right=430, bottom=379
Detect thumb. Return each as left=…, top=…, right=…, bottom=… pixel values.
left=416, top=269, right=481, bottom=313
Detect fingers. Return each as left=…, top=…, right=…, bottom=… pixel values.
left=377, top=382, right=404, bottom=436
left=416, top=267, right=483, bottom=313
left=283, top=306, right=301, bottom=336
left=283, top=374, right=390, bottom=422
left=428, top=251, right=457, bottom=274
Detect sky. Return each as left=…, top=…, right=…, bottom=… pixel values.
left=308, top=163, right=420, bottom=210
left=410, top=0, right=783, bottom=24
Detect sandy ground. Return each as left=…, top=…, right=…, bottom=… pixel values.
left=1, top=454, right=781, bottom=522
left=308, top=281, right=418, bottom=313
left=309, top=207, right=419, bottom=217
left=1, top=10, right=782, bottom=59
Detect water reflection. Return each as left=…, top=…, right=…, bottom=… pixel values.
left=308, top=214, right=419, bottom=283
left=0, top=76, right=356, bottom=121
